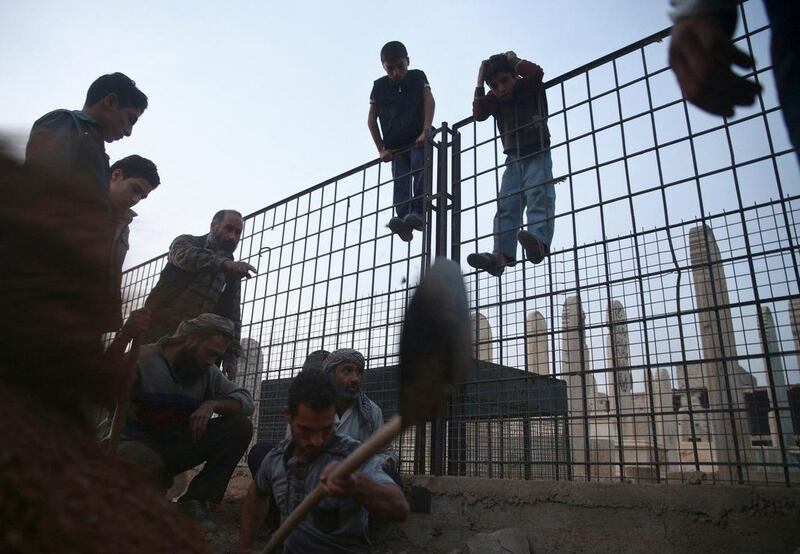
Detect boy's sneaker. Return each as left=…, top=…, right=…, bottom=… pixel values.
left=466, top=252, right=506, bottom=277
left=387, top=217, right=413, bottom=242
left=404, top=213, right=425, bottom=231
left=517, top=230, right=549, bottom=264
left=177, top=498, right=217, bottom=531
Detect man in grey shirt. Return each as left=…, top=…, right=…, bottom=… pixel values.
left=117, top=313, right=254, bottom=528
left=238, top=368, right=408, bottom=553
left=323, top=349, right=400, bottom=483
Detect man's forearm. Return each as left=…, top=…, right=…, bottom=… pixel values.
left=473, top=91, right=493, bottom=122
left=422, top=89, right=435, bottom=131
left=168, top=236, right=227, bottom=272
left=368, top=111, right=385, bottom=152
left=670, top=0, right=738, bottom=22
left=352, top=474, right=409, bottom=522
left=238, top=483, right=269, bottom=551
left=212, top=397, right=243, bottom=415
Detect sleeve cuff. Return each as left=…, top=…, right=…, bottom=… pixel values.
left=669, top=0, right=738, bottom=22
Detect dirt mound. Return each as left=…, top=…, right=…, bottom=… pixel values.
left=0, top=383, right=211, bottom=553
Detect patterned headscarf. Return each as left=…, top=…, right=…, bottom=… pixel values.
left=322, top=348, right=365, bottom=374
left=322, top=348, right=372, bottom=422
left=165, top=313, right=235, bottom=343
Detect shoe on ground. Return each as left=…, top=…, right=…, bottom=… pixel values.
left=403, top=213, right=425, bottom=231
left=387, top=217, right=413, bottom=242
left=177, top=498, right=217, bottom=530
left=517, top=230, right=549, bottom=264
left=466, top=252, right=506, bottom=277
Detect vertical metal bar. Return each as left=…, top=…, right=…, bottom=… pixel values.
left=450, top=127, right=462, bottom=263
left=436, top=123, right=450, bottom=258
left=413, top=138, right=436, bottom=474
left=635, top=47, right=662, bottom=485
left=422, top=139, right=436, bottom=275
left=738, top=0, right=793, bottom=487
left=430, top=123, right=450, bottom=476
left=676, top=64, right=745, bottom=486
left=558, top=78, right=591, bottom=481
left=523, top=414, right=533, bottom=480
left=447, top=124, right=467, bottom=476
left=487, top=421, right=494, bottom=479
left=585, top=64, right=627, bottom=483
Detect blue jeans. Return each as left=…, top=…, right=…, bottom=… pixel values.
left=493, top=150, right=555, bottom=259
left=391, top=146, right=424, bottom=218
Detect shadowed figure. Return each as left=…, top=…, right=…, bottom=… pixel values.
left=0, top=150, right=213, bottom=552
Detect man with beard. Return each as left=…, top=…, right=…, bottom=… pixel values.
left=238, top=368, right=408, bottom=553
left=247, top=349, right=400, bottom=488
left=246, top=350, right=331, bottom=479
left=139, top=210, right=255, bottom=379
left=118, top=313, right=254, bottom=528
left=323, top=349, right=400, bottom=483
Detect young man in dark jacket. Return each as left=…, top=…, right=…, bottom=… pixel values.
left=468, top=52, right=555, bottom=277
left=26, top=72, right=148, bottom=196
left=368, top=41, right=435, bottom=242
left=24, top=72, right=149, bottom=332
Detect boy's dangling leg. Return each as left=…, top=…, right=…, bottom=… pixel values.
left=518, top=150, right=555, bottom=265
left=391, top=150, right=412, bottom=219
left=404, top=145, right=426, bottom=231
left=387, top=150, right=414, bottom=241
left=493, top=155, right=525, bottom=263
left=468, top=155, right=524, bottom=276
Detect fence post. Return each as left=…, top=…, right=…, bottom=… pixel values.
left=429, top=122, right=450, bottom=477
left=446, top=125, right=468, bottom=476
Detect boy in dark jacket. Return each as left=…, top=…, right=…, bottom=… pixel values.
left=26, top=72, right=148, bottom=196
left=468, top=52, right=555, bottom=276
left=368, top=41, right=435, bottom=242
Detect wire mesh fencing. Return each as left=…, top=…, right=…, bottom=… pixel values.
left=121, top=0, right=799, bottom=486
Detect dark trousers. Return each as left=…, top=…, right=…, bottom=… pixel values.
left=391, top=146, right=425, bottom=218
left=247, top=440, right=275, bottom=478
left=119, top=414, right=252, bottom=503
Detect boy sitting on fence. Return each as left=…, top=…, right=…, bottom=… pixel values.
left=467, top=51, right=555, bottom=277
left=368, top=40, right=435, bottom=242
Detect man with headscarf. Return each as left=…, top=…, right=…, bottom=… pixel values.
left=117, top=313, right=254, bottom=528
left=323, top=348, right=400, bottom=483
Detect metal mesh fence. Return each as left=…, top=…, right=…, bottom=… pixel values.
left=121, top=0, right=799, bottom=486
left=122, top=145, right=442, bottom=474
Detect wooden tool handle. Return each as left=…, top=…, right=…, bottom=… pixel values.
left=263, top=414, right=403, bottom=553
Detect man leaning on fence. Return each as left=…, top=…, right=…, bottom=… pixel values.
left=138, top=209, right=256, bottom=379
left=467, top=51, right=555, bottom=278
left=117, top=313, right=254, bottom=529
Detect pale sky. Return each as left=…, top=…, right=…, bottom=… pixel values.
left=0, top=0, right=673, bottom=268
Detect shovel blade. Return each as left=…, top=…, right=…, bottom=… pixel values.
left=398, top=258, right=470, bottom=427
